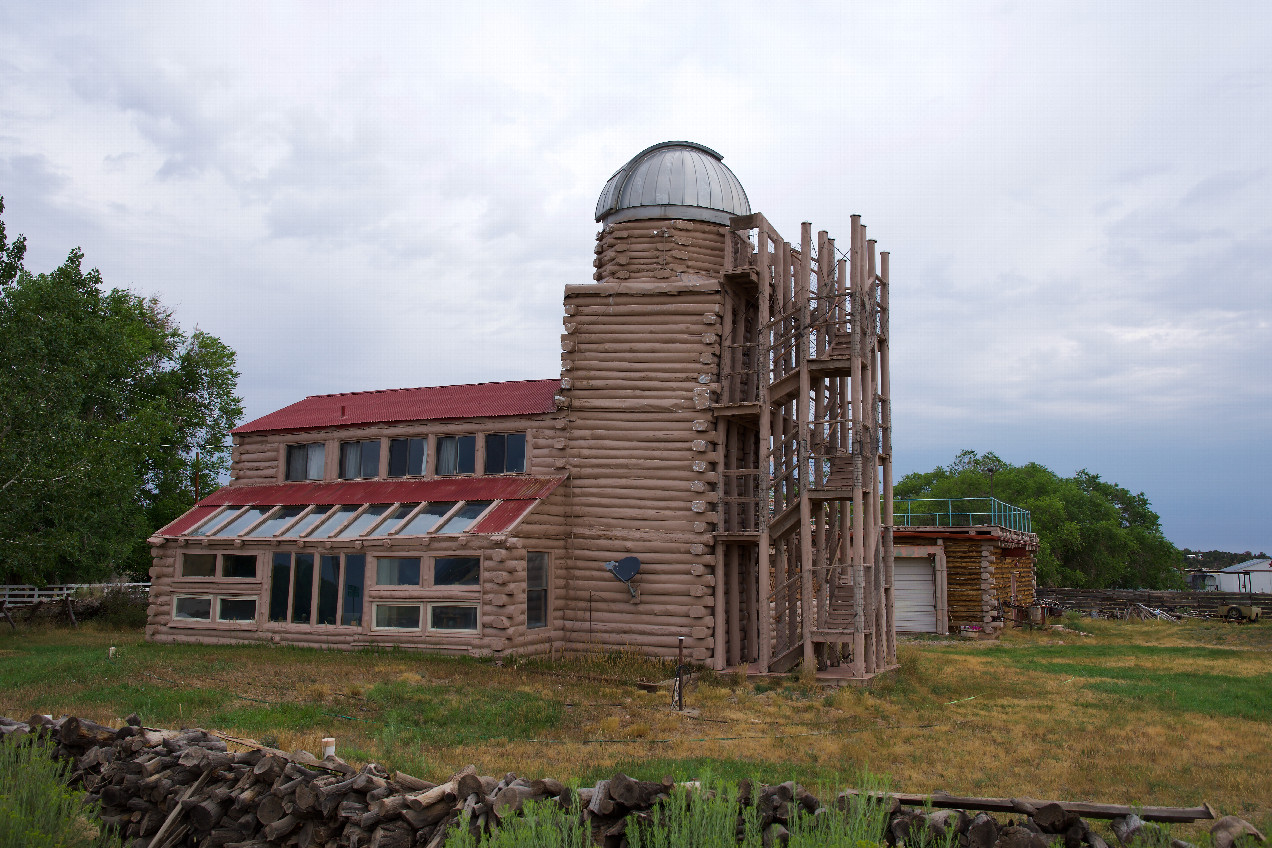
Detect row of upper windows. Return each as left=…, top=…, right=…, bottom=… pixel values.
left=282, top=433, right=527, bottom=482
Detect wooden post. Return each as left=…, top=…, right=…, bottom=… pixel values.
left=756, top=224, right=773, bottom=673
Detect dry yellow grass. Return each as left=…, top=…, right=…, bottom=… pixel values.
left=1, top=617, right=1268, bottom=833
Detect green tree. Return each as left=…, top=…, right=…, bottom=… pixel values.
left=894, top=450, right=1184, bottom=589
left=0, top=199, right=243, bottom=584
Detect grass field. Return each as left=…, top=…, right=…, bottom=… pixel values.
left=1, top=617, right=1268, bottom=834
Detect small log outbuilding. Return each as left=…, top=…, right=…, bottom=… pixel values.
left=150, top=141, right=1035, bottom=677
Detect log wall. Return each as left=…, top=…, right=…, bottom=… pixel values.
left=1039, top=587, right=1272, bottom=612
left=559, top=220, right=728, bottom=664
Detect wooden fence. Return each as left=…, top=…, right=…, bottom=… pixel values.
left=1038, top=587, right=1272, bottom=612
left=0, top=583, right=150, bottom=607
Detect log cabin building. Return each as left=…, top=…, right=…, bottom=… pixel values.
left=148, top=141, right=1037, bottom=678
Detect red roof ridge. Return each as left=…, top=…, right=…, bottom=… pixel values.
left=302, top=378, right=558, bottom=401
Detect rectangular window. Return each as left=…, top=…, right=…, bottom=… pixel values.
left=173, top=596, right=212, bottom=621
left=335, top=504, right=391, bottom=538
left=292, top=553, right=314, bottom=623
left=436, top=435, right=475, bottom=475
left=340, top=440, right=381, bottom=480
left=286, top=443, right=326, bottom=481
left=388, top=438, right=426, bottom=477
left=317, top=555, right=341, bottom=625
left=376, top=557, right=421, bottom=586
left=221, top=554, right=258, bottom=579
left=437, top=501, right=492, bottom=534
left=434, top=556, right=480, bottom=587
left=374, top=604, right=422, bottom=630
left=397, top=502, right=456, bottom=535
left=251, top=505, right=306, bottom=537
left=217, top=597, right=257, bottom=622
left=429, top=604, right=478, bottom=632
left=484, top=433, right=526, bottom=474
left=307, top=505, right=360, bottom=538
left=527, top=552, right=548, bottom=629
left=269, top=553, right=291, bottom=622
left=181, top=553, right=216, bottom=578
left=342, top=554, right=365, bottom=626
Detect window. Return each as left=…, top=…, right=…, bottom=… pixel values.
left=527, top=552, right=548, bottom=629
left=180, top=553, right=257, bottom=579
left=173, top=596, right=212, bottom=620
left=436, top=435, right=475, bottom=475
left=388, top=438, right=426, bottom=477
left=217, top=598, right=256, bottom=622
left=181, top=553, right=216, bottom=577
left=377, top=557, right=421, bottom=586
left=429, top=604, right=478, bottom=632
left=342, top=555, right=365, bottom=626
left=291, top=553, right=314, bottom=623
left=437, top=501, right=492, bottom=534
left=374, top=604, right=421, bottom=630
left=286, top=443, right=326, bottom=481
left=340, top=440, right=381, bottom=480
left=269, top=552, right=365, bottom=627
left=396, top=502, right=456, bottom=535
left=484, top=433, right=526, bottom=474
left=434, top=556, right=480, bottom=586
left=335, top=504, right=391, bottom=538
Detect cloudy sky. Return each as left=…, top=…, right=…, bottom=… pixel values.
left=2, top=2, right=1269, bottom=552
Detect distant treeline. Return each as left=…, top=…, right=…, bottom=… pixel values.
left=1180, top=549, right=1268, bottom=570
left=897, top=451, right=1183, bottom=590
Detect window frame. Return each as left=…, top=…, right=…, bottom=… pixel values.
left=339, top=439, right=382, bottom=480
left=285, top=442, right=327, bottom=482
left=435, top=435, right=476, bottom=476
left=372, top=603, right=423, bottom=631
left=484, top=432, right=527, bottom=475
left=426, top=602, right=479, bottom=634
left=526, top=551, right=549, bottom=630
left=178, top=552, right=260, bottom=580
left=387, top=436, right=428, bottom=478
left=269, top=551, right=368, bottom=627
left=216, top=596, right=258, bottom=623
left=172, top=595, right=214, bottom=622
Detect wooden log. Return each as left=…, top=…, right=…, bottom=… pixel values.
left=839, top=791, right=1215, bottom=824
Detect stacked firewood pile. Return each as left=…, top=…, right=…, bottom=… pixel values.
left=1, top=714, right=1265, bottom=848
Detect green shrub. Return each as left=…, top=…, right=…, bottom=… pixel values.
left=0, top=740, right=122, bottom=848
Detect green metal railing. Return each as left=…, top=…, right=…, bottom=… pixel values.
left=893, top=497, right=1031, bottom=533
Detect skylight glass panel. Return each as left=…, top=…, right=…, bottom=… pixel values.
left=284, top=506, right=334, bottom=537
left=374, top=504, right=418, bottom=535
left=396, top=502, right=457, bottom=535
left=437, top=501, right=493, bottom=534
left=335, top=504, right=392, bottom=538
left=307, top=505, right=360, bottom=538
left=211, top=507, right=271, bottom=537
left=249, top=505, right=306, bottom=537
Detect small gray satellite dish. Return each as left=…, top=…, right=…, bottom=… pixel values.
left=604, top=556, right=642, bottom=597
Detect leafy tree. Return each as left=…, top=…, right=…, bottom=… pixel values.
left=895, top=450, right=1184, bottom=589
left=0, top=199, right=243, bottom=584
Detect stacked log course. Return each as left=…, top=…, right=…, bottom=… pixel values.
left=944, top=542, right=997, bottom=629
left=3, top=715, right=1255, bottom=848
left=561, top=219, right=730, bottom=663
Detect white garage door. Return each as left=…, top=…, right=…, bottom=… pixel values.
left=894, top=556, right=937, bottom=633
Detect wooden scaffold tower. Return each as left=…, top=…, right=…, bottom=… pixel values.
left=715, top=213, right=895, bottom=679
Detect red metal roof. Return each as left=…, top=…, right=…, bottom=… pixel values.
left=469, top=500, right=536, bottom=534
left=196, top=476, right=565, bottom=506
left=232, top=379, right=559, bottom=434
left=157, top=505, right=220, bottom=536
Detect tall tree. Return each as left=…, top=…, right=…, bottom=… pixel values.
left=0, top=200, right=243, bottom=584
left=895, top=450, right=1184, bottom=589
